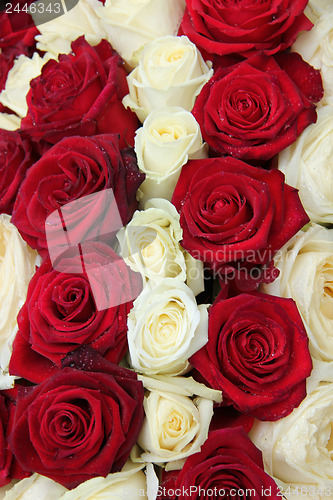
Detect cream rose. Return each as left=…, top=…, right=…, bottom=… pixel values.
left=0, top=214, right=39, bottom=388
left=278, top=104, right=333, bottom=224
left=3, top=473, right=67, bottom=499
left=262, top=224, right=333, bottom=364
left=135, top=107, right=207, bottom=204
left=117, top=198, right=204, bottom=295
left=0, top=114, right=20, bottom=131
left=135, top=390, right=213, bottom=470
left=59, top=462, right=158, bottom=500
left=0, top=53, right=53, bottom=119
left=33, top=0, right=104, bottom=57
left=293, top=10, right=333, bottom=104
left=122, top=35, right=213, bottom=123
left=96, top=0, right=185, bottom=68
left=127, top=279, right=208, bottom=376
left=250, top=382, right=333, bottom=491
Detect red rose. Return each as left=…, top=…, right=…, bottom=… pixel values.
left=9, top=242, right=142, bottom=384
left=192, top=53, right=323, bottom=161
left=171, top=157, right=309, bottom=280
left=9, top=347, right=144, bottom=489
left=0, top=5, right=37, bottom=52
left=0, top=130, right=33, bottom=214
left=11, top=134, right=144, bottom=254
left=21, top=36, right=138, bottom=153
left=0, top=390, right=30, bottom=486
left=191, top=293, right=312, bottom=420
left=180, top=0, right=312, bottom=59
left=160, top=428, right=280, bottom=500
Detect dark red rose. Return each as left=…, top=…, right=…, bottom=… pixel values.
left=191, top=292, right=312, bottom=420
left=171, top=156, right=309, bottom=280
left=0, top=5, right=37, bottom=52
left=9, top=347, right=144, bottom=489
left=9, top=242, right=142, bottom=384
left=0, top=130, right=34, bottom=214
left=11, top=134, right=144, bottom=254
left=192, top=52, right=323, bottom=161
left=0, top=389, right=30, bottom=486
left=159, top=428, right=280, bottom=500
left=21, top=36, right=139, bottom=153
left=179, top=0, right=312, bottom=60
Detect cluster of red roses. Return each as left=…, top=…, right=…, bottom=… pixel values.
left=0, top=0, right=325, bottom=498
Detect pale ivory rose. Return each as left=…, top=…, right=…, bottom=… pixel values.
left=262, top=224, right=333, bottom=364
left=59, top=462, right=158, bottom=500
left=135, top=390, right=213, bottom=470
left=117, top=198, right=204, bottom=296
left=304, top=0, right=333, bottom=24
left=33, top=0, right=104, bottom=57
left=293, top=11, right=333, bottom=104
left=0, top=215, right=39, bottom=388
left=96, top=0, right=185, bottom=68
left=249, top=383, right=333, bottom=493
left=278, top=105, right=333, bottom=224
left=2, top=473, right=66, bottom=499
left=135, top=107, right=207, bottom=204
left=0, top=53, right=53, bottom=118
left=0, top=114, right=20, bottom=131
left=122, top=35, right=213, bottom=123
left=127, top=279, right=208, bottom=376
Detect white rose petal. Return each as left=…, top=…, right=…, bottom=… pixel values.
left=250, top=383, right=333, bottom=489
left=262, top=224, right=333, bottom=368
left=123, top=35, right=213, bottom=123
left=127, top=279, right=208, bottom=376
left=60, top=462, right=150, bottom=500
left=0, top=114, right=20, bottom=131
left=96, top=0, right=185, bottom=68
left=278, top=104, right=333, bottom=224
left=3, top=474, right=67, bottom=499
left=135, top=107, right=207, bottom=203
left=135, top=389, right=213, bottom=469
left=117, top=198, right=204, bottom=294
left=0, top=53, right=53, bottom=119
left=0, top=215, right=39, bottom=386
left=34, top=0, right=104, bottom=57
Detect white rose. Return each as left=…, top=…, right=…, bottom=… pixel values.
left=262, top=224, right=333, bottom=364
left=122, top=35, right=213, bottom=123
left=293, top=11, right=333, bottom=104
left=33, top=0, right=104, bottom=57
left=3, top=473, right=67, bottom=499
left=250, top=382, right=333, bottom=490
left=135, top=389, right=213, bottom=469
left=278, top=105, right=333, bottom=224
left=0, top=114, right=20, bottom=131
left=96, top=0, right=185, bottom=68
left=117, top=198, right=204, bottom=295
left=59, top=462, right=157, bottom=500
left=0, top=214, right=39, bottom=388
left=0, top=53, right=53, bottom=119
left=127, top=279, right=208, bottom=376
left=135, top=107, right=207, bottom=204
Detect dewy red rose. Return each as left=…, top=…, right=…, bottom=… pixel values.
left=191, top=292, right=312, bottom=421
left=180, top=0, right=312, bottom=59
left=20, top=36, right=139, bottom=153
left=171, top=156, right=309, bottom=277
left=9, top=347, right=144, bottom=489
left=159, top=427, right=281, bottom=500
left=192, top=52, right=323, bottom=160
left=11, top=134, right=144, bottom=255
left=0, top=129, right=34, bottom=214
left=9, top=242, right=142, bottom=384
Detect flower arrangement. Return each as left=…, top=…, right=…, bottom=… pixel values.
left=0, top=0, right=332, bottom=499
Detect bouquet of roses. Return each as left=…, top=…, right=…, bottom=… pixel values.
left=0, top=0, right=332, bottom=498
